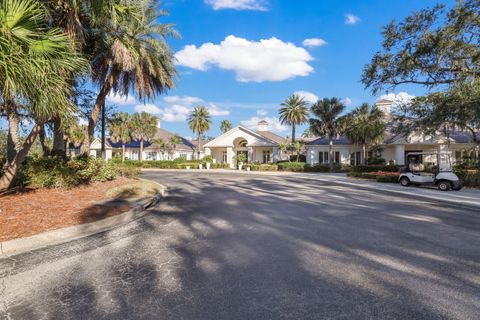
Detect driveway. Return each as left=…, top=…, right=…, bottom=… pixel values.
left=1, top=172, right=480, bottom=319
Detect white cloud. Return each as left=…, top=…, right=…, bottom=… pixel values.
left=241, top=116, right=288, bottom=133
left=164, top=96, right=203, bottom=105
left=106, top=93, right=136, bottom=105
left=294, top=91, right=318, bottom=104
left=175, top=35, right=314, bottom=82
left=345, top=14, right=360, bottom=25
left=134, top=103, right=161, bottom=114
left=379, top=92, right=415, bottom=107
left=302, top=38, right=327, bottom=48
left=256, top=109, right=268, bottom=116
left=207, top=103, right=230, bottom=116
left=205, top=0, right=268, bottom=11
left=342, top=97, right=353, bottom=106
left=78, top=118, right=88, bottom=126
left=160, top=105, right=191, bottom=122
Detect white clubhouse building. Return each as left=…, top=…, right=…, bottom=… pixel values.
left=90, top=99, right=478, bottom=166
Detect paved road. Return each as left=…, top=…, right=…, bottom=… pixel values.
left=1, top=172, right=480, bottom=319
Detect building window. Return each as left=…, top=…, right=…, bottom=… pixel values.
left=145, top=152, right=157, bottom=160
left=130, top=151, right=139, bottom=161
left=350, top=152, right=361, bottom=166
left=239, top=140, right=248, bottom=147
left=319, top=151, right=339, bottom=164
left=263, top=150, right=271, bottom=163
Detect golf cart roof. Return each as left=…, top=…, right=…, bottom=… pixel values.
left=406, top=152, right=451, bottom=156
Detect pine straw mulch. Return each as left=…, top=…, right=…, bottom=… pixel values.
left=0, top=177, right=139, bottom=242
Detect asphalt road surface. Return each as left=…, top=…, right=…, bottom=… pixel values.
left=1, top=171, right=480, bottom=319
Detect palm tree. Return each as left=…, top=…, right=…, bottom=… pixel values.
left=109, top=112, right=132, bottom=162
left=188, top=106, right=211, bottom=159
left=292, top=141, right=305, bottom=162
left=220, top=120, right=232, bottom=133
left=82, top=1, right=178, bottom=154
left=168, top=135, right=182, bottom=159
left=0, top=0, right=86, bottom=190
left=152, top=138, right=168, bottom=159
left=278, top=141, right=291, bottom=162
left=279, top=94, right=309, bottom=143
left=344, top=103, right=386, bottom=165
left=129, top=112, right=158, bottom=161
left=309, top=98, right=346, bottom=171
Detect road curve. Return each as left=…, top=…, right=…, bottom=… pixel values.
left=1, top=171, right=479, bottom=319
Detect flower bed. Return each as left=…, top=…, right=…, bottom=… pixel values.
left=348, top=170, right=400, bottom=183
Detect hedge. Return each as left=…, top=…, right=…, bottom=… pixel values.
left=250, top=164, right=278, bottom=171
left=277, top=162, right=306, bottom=172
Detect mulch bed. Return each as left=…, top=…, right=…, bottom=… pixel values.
left=0, top=177, right=138, bottom=242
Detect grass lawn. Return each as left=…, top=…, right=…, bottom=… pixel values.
left=0, top=177, right=160, bottom=242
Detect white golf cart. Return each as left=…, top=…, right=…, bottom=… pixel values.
left=398, top=152, right=462, bottom=191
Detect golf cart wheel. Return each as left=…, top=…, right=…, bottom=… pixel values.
left=437, top=181, right=451, bottom=191
left=399, top=177, right=410, bottom=187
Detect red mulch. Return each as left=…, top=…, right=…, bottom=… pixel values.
left=0, top=177, right=138, bottom=242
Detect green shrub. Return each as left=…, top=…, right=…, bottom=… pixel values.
left=173, top=157, right=187, bottom=163
left=202, top=155, right=213, bottom=163
left=305, top=164, right=334, bottom=172
left=277, top=162, right=306, bottom=172
left=116, top=165, right=140, bottom=178
left=250, top=164, right=278, bottom=171
left=210, top=163, right=229, bottom=169
left=347, top=172, right=377, bottom=179
left=454, top=168, right=480, bottom=187
left=351, top=165, right=400, bottom=173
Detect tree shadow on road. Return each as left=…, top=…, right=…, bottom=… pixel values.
left=3, top=173, right=480, bottom=319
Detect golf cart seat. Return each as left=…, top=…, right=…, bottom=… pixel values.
left=409, top=163, right=434, bottom=176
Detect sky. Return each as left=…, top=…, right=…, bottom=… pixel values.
left=1, top=0, right=454, bottom=140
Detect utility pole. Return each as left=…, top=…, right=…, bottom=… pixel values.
left=101, top=102, right=106, bottom=159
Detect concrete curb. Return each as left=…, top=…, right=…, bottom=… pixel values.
left=0, top=181, right=167, bottom=258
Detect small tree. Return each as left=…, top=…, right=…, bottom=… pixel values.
left=344, top=103, right=386, bottom=165
left=168, top=135, right=182, bottom=159
left=130, top=112, right=158, bottom=161
left=278, top=141, right=291, bottom=162
left=109, top=112, right=132, bottom=162
left=220, top=120, right=232, bottom=133
left=309, top=98, right=346, bottom=171
left=187, top=106, right=211, bottom=159
left=279, top=94, right=309, bottom=143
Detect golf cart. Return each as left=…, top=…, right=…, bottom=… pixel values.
left=398, top=152, right=462, bottom=191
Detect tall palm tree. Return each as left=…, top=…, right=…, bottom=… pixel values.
left=220, top=120, right=232, bottom=133
left=279, top=94, right=309, bottom=143
left=0, top=0, right=86, bottom=190
left=129, top=112, right=158, bottom=161
left=344, top=103, right=386, bottom=165
left=187, top=106, right=211, bottom=159
left=309, top=98, right=346, bottom=171
left=82, top=0, right=178, bottom=154
left=109, top=112, right=132, bottom=162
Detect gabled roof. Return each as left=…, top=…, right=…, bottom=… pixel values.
left=256, top=131, right=287, bottom=144
left=306, top=136, right=352, bottom=146
left=204, top=125, right=282, bottom=147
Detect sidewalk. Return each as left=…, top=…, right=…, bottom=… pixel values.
left=142, top=168, right=480, bottom=210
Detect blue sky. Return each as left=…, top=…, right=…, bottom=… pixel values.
left=1, top=0, right=453, bottom=139
left=120, top=0, right=449, bottom=139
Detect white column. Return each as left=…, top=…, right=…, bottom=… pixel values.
left=395, top=144, right=405, bottom=165
left=226, top=147, right=235, bottom=168
left=272, top=147, right=279, bottom=162
left=205, top=147, right=212, bottom=156
left=105, top=149, right=112, bottom=161
left=248, top=147, right=253, bottom=162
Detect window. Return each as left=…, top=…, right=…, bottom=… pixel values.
left=263, top=150, right=271, bottom=163
left=238, top=139, right=248, bottom=147
left=130, top=151, right=139, bottom=161
left=319, top=151, right=339, bottom=164
left=350, top=152, right=361, bottom=166
left=222, top=151, right=227, bottom=163
left=145, top=152, right=157, bottom=160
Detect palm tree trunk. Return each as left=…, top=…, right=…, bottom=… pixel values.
left=0, top=123, right=42, bottom=191
left=52, top=117, right=66, bottom=158
left=6, top=101, right=20, bottom=164
left=362, top=143, right=367, bottom=165
left=292, top=124, right=296, bottom=143
left=122, top=143, right=125, bottom=163
left=197, top=134, right=201, bottom=160
left=80, top=81, right=112, bottom=155
left=140, top=139, right=144, bottom=161
left=38, top=124, right=50, bottom=156
left=329, top=135, right=334, bottom=172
